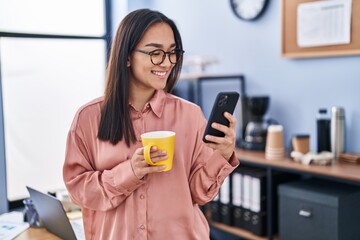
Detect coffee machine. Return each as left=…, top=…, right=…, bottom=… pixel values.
left=239, top=96, right=271, bottom=151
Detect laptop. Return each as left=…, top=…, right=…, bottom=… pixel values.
left=26, top=186, right=85, bottom=240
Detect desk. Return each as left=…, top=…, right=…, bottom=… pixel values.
left=15, top=227, right=60, bottom=240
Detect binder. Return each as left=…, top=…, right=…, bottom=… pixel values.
left=237, top=166, right=268, bottom=235
left=249, top=169, right=267, bottom=236
left=231, top=169, right=243, bottom=228
left=241, top=167, right=254, bottom=232
left=242, top=173, right=252, bottom=210
left=219, top=176, right=232, bottom=225
left=250, top=170, right=267, bottom=213
left=210, top=193, right=221, bottom=222
left=250, top=211, right=267, bottom=237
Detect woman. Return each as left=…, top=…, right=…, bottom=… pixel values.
left=63, top=8, right=239, bottom=239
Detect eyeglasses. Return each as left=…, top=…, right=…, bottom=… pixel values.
left=133, top=49, right=184, bottom=65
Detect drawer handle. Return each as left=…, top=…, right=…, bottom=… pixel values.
left=299, top=209, right=312, bottom=217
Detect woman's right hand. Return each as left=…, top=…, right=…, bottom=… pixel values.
left=130, top=146, right=167, bottom=179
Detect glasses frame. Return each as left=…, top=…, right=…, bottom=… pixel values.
left=133, top=48, right=184, bottom=65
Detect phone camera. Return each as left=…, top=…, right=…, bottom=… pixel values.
left=218, top=95, right=228, bottom=107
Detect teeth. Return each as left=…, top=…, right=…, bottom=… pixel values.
left=153, top=71, right=166, bottom=76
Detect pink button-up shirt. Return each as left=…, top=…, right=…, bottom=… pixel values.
left=63, top=90, right=239, bottom=240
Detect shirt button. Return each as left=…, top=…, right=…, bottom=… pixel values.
left=140, top=225, right=145, bottom=230
left=140, top=194, right=145, bottom=199
left=224, top=168, right=228, bottom=171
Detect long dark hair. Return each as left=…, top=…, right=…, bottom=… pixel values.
left=98, top=9, right=183, bottom=146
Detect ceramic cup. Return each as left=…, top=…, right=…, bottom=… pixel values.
left=141, top=131, right=176, bottom=172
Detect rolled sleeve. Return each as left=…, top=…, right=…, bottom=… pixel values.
left=106, top=159, right=145, bottom=195
left=205, top=151, right=239, bottom=183
left=189, top=150, right=239, bottom=205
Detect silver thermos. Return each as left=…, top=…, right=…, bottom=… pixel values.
left=331, top=106, right=345, bottom=160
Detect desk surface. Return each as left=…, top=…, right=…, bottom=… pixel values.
left=235, top=148, right=360, bottom=182
left=15, top=227, right=60, bottom=240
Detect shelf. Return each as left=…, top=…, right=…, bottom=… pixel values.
left=235, top=148, right=360, bottom=183
left=210, top=149, right=360, bottom=240
left=211, top=222, right=276, bottom=240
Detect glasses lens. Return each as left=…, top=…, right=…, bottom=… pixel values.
left=150, top=50, right=164, bottom=65
left=170, top=50, right=184, bottom=64
left=169, top=51, right=178, bottom=64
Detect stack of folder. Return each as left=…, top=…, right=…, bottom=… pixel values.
left=209, top=166, right=267, bottom=236
left=232, top=167, right=267, bottom=236
left=209, top=165, right=298, bottom=237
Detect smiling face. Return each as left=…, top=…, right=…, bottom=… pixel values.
left=128, top=23, right=176, bottom=102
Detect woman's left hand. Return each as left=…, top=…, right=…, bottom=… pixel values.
left=204, top=112, right=236, bottom=161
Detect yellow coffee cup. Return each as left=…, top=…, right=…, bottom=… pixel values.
left=141, top=131, right=176, bottom=172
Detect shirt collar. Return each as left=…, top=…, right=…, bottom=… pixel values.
left=128, top=90, right=166, bottom=118
left=148, top=90, right=166, bottom=118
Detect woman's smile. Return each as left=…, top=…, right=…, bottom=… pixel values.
left=152, top=70, right=167, bottom=78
